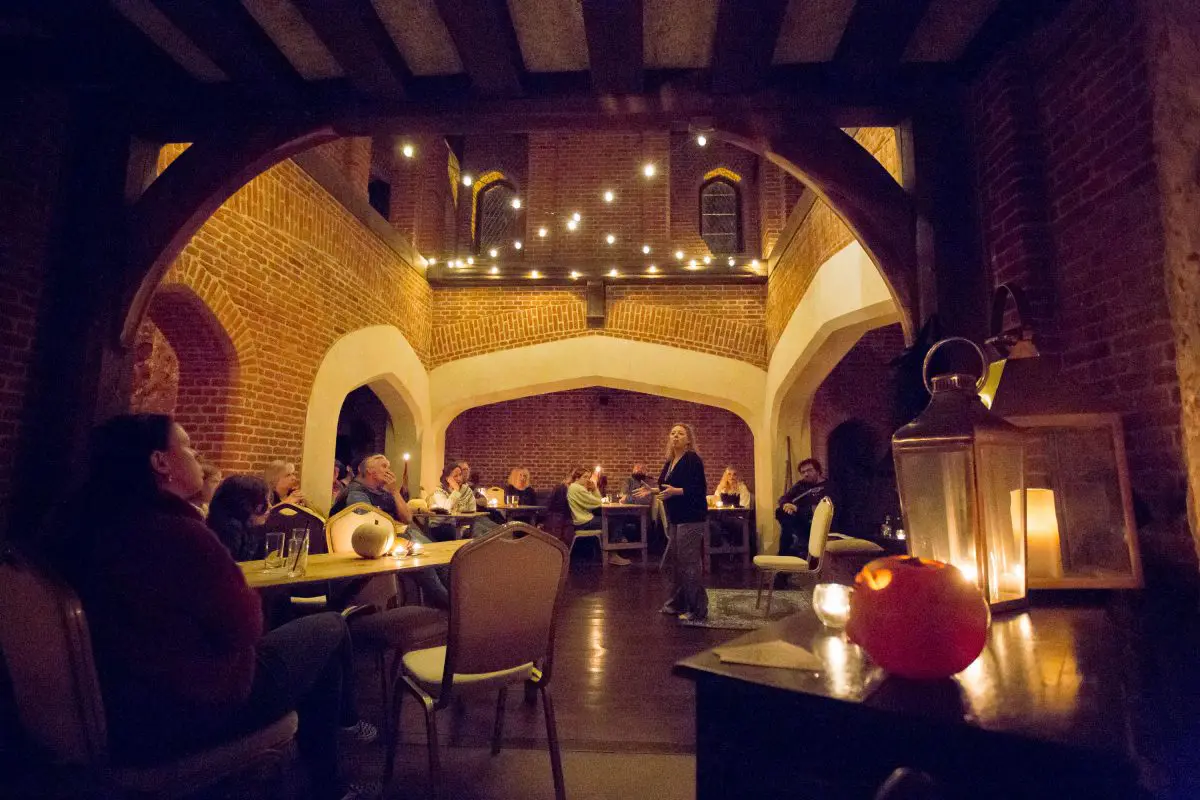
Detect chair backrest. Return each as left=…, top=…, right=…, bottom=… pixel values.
left=443, top=523, right=568, bottom=692
left=0, top=551, right=107, bottom=766
left=408, top=497, right=429, bottom=514
left=326, top=502, right=398, bottom=554
left=484, top=487, right=505, bottom=504
left=807, top=496, right=835, bottom=561
left=265, top=503, right=328, bottom=555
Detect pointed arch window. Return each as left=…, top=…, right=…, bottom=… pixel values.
left=474, top=179, right=520, bottom=254
left=700, top=177, right=741, bottom=255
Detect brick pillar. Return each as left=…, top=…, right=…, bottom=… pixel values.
left=315, top=137, right=371, bottom=200
left=1143, top=0, right=1200, bottom=572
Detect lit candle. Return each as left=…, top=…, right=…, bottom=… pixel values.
left=813, top=583, right=853, bottom=629
left=715, top=499, right=724, bottom=509
left=1018, top=488, right=1063, bottom=579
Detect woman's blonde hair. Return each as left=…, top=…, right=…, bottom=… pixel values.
left=263, top=460, right=295, bottom=502
left=717, top=465, right=738, bottom=490
left=665, top=422, right=698, bottom=460
left=507, top=467, right=527, bottom=486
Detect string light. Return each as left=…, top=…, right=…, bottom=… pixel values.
left=605, top=233, right=616, bottom=245
left=643, top=163, right=656, bottom=178
left=642, top=244, right=651, bottom=254
left=511, top=198, right=522, bottom=210
left=751, top=259, right=761, bottom=270
left=401, top=143, right=415, bottom=158
left=674, top=250, right=684, bottom=260
left=489, top=266, right=499, bottom=275
left=567, top=219, right=578, bottom=231
left=696, top=134, right=707, bottom=147
left=702, top=255, right=711, bottom=265
left=569, top=270, right=581, bottom=279
left=647, top=264, right=658, bottom=273
left=462, top=174, right=473, bottom=186
left=572, top=211, right=581, bottom=222
left=608, top=268, right=619, bottom=277
left=603, top=190, right=615, bottom=203
left=728, top=257, right=735, bottom=267
left=538, top=227, right=548, bottom=238
left=513, top=240, right=523, bottom=250
left=427, top=257, right=437, bottom=266
left=530, top=270, right=541, bottom=279
left=489, top=248, right=499, bottom=258
left=688, top=259, right=698, bottom=269
left=466, top=256, right=474, bottom=265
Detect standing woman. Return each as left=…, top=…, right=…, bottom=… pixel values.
left=636, top=422, right=708, bottom=621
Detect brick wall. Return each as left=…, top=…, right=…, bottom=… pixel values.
left=0, top=88, right=71, bottom=535
left=968, top=0, right=1182, bottom=527
left=443, top=387, right=754, bottom=497
left=387, top=135, right=456, bottom=257
left=129, top=320, right=179, bottom=414
left=669, top=133, right=760, bottom=256
left=128, top=144, right=432, bottom=475
left=765, top=128, right=901, bottom=353
left=429, top=283, right=767, bottom=367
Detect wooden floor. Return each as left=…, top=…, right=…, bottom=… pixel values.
left=348, top=556, right=757, bottom=799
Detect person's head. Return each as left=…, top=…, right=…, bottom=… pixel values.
left=798, top=458, right=823, bottom=483
left=565, top=466, right=587, bottom=485
left=207, top=474, right=271, bottom=531
left=441, top=462, right=463, bottom=489
left=333, top=459, right=345, bottom=482
left=195, top=461, right=222, bottom=505
left=720, top=466, right=739, bottom=487
left=263, top=460, right=298, bottom=502
left=666, top=423, right=698, bottom=458
left=455, top=460, right=471, bottom=484
left=508, top=467, right=530, bottom=489
left=631, top=462, right=646, bottom=478
left=88, top=413, right=205, bottom=503
left=359, top=454, right=391, bottom=488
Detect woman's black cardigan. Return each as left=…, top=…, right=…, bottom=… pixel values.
left=658, top=450, right=708, bottom=525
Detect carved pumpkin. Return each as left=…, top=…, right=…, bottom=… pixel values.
left=846, top=556, right=990, bottom=680
left=351, top=520, right=395, bottom=559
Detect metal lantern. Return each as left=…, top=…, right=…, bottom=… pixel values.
left=892, top=337, right=1029, bottom=611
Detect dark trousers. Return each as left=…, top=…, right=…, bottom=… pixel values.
left=776, top=509, right=812, bottom=558
left=665, top=522, right=708, bottom=618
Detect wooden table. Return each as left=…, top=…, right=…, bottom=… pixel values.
left=600, top=503, right=650, bottom=565
left=241, top=540, right=468, bottom=589
left=410, top=511, right=489, bottom=539
left=489, top=504, right=545, bottom=524
left=674, top=607, right=1141, bottom=800
left=706, top=506, right=752, bottom=569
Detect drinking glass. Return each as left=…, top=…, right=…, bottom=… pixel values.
left=263, top=531, right=285, bottom=570
left=287, top=530, right=310, bottom=577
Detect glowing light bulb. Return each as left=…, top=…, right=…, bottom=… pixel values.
left=603, top=190, right=614, bottom=203
left=530, top=270, right=541, bottom=279
left=703, top=255, right=711, bottom=264
left=427, top=257, right=437, bottom=266
left=643, top=163, right=656, bottom=178
left=727, top=257, right=735, bottom=266
left=538, top=227, right=548, bottom=238
left=696, top=134, right=707, bottom=147
left=489, top=266, right=499, bottom=275
left=674, top=250, right=684, bottom=260
left=466, top=256, right=474, bottom=265
left=513, top=240, right=523, bottom=250
left=608, top=268, right=619, bottom=277
left=462, top=174, right=473, bottom=186
left=688, top=259, right=698, bottom=269
left=572, top=211, right=581, bottom=222
left=489, top=248, right=498, bottom=258
left=605, top=233, right=616, bottom=245
left=511, top=197, right=521, bottom=210
left=647, top=265, right=658, bottom=273
left=567, top=219, right=578, bottom=231
left=569, top=270, right=581, bottom=279
left=642, top=244, right=651, bottom=254
left=750, top=259, right=761, bottom=270
left=401, top=143, right=415, bottom=158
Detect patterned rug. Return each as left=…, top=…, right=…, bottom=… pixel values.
left=677, top=588, right=813, bottom=630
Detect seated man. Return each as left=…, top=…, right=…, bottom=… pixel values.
left=569, top=470, right=630, bottom=566
left=336, top=454, right=448, bottom=609
left=775, top=458, right=831, bottom=559
left=616, top=462, right=654, bottom=543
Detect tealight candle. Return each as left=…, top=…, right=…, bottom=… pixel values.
left=410, top=541, right=424, bottom=555
left=390, top=541, right=411, bottom=559
left=487, top=498, right=499, bottom=508
left=715, top=499, right=724, bottom=509
left=813, top=583, right=853, bottom=629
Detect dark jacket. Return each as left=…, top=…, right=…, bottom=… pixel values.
left=504, top=483, right=538, bottom=507
left=331, top=478, right=399, bottom=518
left=659, top=450, right=708, bottom=525
left=208, top=516, right=262, bottom=562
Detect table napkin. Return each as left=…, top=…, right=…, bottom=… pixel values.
left=713, top=639, right=823, bottom=671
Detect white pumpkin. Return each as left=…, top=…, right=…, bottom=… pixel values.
left=351, top=520, right=395, bottom=559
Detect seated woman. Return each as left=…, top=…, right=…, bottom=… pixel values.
left=567, top=467, right=630, bottom=566
left=504, top=466, right=538, bottom=507
left=40, top=414, right=371, bottom=800
left=264, top=459, right=305, bottom=507
left=709, top=466, right=753, bottom=549
left=427, top=462, right=497, bottom=539
left=207, top=474, right=270, bottom=562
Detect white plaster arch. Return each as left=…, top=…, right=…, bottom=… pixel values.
left=757, top=242, right=901, bottom=551
left=301, top=325, right=432, bottom=514
left=426, top=335, right=766, bottom=493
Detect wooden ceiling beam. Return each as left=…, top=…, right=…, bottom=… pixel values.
left=834, top=0, right=934, bottom=78
left=432, top=0, right=524, bottom=96
left=958, top=0, right=1072, bottom=77
left=147, top=0, right=303, bottom=92
left=292, top=0, right=411, bottom=98
left=580, top=0, right=643, bottom=94
left=709, top=0, right=789, bottom=94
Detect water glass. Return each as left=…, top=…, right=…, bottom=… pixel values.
left=287, top=530, right=310, bottom=577
left=263, top=531, right=285, bottom=570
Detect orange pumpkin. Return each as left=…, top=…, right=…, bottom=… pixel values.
left=846, top=556, right=990, bottom=680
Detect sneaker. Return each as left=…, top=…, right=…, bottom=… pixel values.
left=339, top=780, right=382, bottom=800
left=340, top=719, right=378, bottom=745
left=608, top=553, right=632, bottom=566
left=678, top=612, right=706, bottom=622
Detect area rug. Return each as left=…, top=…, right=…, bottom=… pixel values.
left=677, top=588, right=812, bottom=630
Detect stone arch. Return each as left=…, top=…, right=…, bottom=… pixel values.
left=301, top=325, right=432, bottom=515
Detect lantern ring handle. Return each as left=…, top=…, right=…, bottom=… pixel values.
left=922, top=337, right=989, bottom=394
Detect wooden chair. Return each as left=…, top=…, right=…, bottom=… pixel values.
left=383, top=523, right=569, bottom=800
left=753, top=496, right=834, bottom=616
left=0, top=550, right=297, bottom=798
left=541, top=484, right=575, bottom=549
left=484, top=486, right=505, bottom=505
left=326, top=502, right=397, bottom=555
left=264, top=502, right=327, bottom=554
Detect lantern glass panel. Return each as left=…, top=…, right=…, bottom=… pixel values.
left=976, top=443, right=1026, bottom=605
left=895, top=446, right=977, bottom=579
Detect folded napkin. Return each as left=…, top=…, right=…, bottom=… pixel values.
left=713, top=639, right=823, bottom=671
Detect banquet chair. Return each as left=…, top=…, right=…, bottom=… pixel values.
left=0, top=551, right=297, bottom=798
left=383, top=523, right=569, bottom=800
left=326, top=502, right=397, bottom=554
left=484, top=486, right=505, bottom=505
left=753, top=496, right=834, bottom=616
left=541, top=484, right=575, bottom=548
left=267, top=502, right=330, bottom=611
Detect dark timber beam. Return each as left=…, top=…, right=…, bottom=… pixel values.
left=959, top=0, right=1072, bottom=77
left=432, top=0, right=524, bottom=96
left=710, top=0, right=788, bottom=94
left=580, top=0, right=643, bottom=94
left=834, top=0, right=934, bottom=79
left=293, top=0, right=411, bottom=98
left=148, top=0, right=302, bottom=93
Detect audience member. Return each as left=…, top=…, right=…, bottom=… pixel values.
left=39, top=414, right=370, bottom=800
left=332, top=459, right=349, bottom=501
left=264, top=460, right=305, bottom=507
left=207, top=474, right=270, bottom=562
left=504, top=467, right=538, bottom=506
left=429, top=462, right=497, bottom=538
left=191, top=460, right=222, bottom=518
left=568, top=468, right=631, bottom=566
left=775, top=458, right=830, bottom=559
left=709, top=465, right=752, bottom=549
